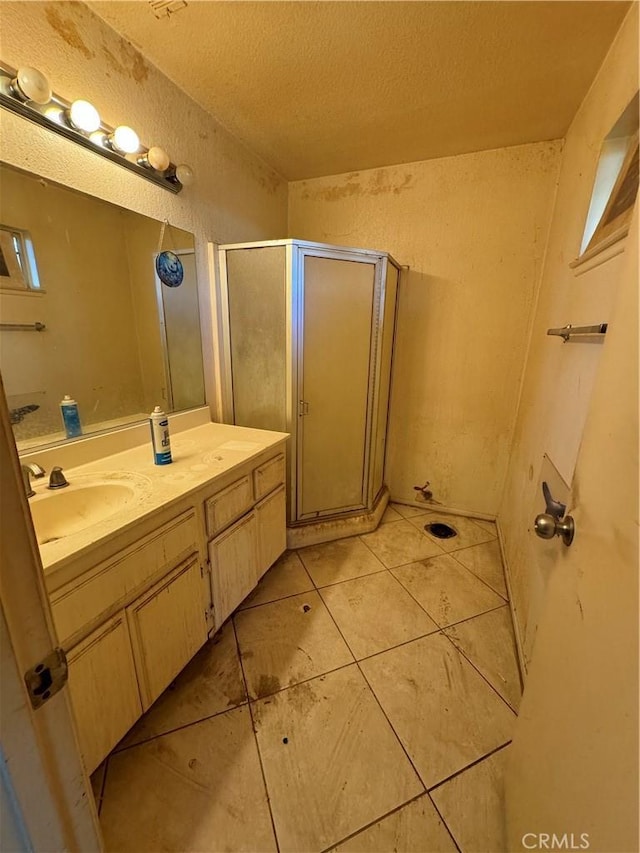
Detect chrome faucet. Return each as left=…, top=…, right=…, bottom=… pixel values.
left=21, top=463, right=45, bottom=498
left=48, top=466, right=69, bottom=490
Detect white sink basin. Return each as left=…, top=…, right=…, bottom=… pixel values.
left=30, top=473, right=151, bottom=545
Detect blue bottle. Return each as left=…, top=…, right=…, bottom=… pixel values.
left=60, top=395, right=82, bottom=438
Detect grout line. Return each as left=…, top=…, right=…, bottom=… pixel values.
left=314, top=567, right=388, bottom=590
left=440, top=628, right=521, bottom=715
left=111, top=699, right=251, bottom=753
left=356, top=529, right=446, bottom=570
left=496, top=518, right=527, bottom=686
left=232, top=617, right=281, bottom=853
left=318, top=790, right=430, bottom=853
left=445, top=548, right=509, bottom=602
left=428, top=741, right=512, bottom=794
left=349, top=605, right=504, bottom=668
left=437, top=601, right=508, bottom=632
left=426, top=790, right=463, bottom=853
left=387, top=566, right=444, bottom=624
left=317, top=588, right=429, bottom=798
left=237, top=585, right=317, bottom=612
left=246, top=660, right=356, bottom=704
left=297, top=544, right=388, bottom=587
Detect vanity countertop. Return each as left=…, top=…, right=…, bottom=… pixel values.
left=32, top=422, right=288, bottom=576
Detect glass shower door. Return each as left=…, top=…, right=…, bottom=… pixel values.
left=297, top=252, right=378, bottom=519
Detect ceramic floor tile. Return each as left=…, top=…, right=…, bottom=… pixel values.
left=116, top=620, right=246, bottom=749
left=100, top=706, right=276, bottom=852
left=320, top=571, right=439, bottom=659
left=444, top=607, right=522, bottom=711
left=409, top=511, right=496, bottom=552
left=238, top=550, right=314, bottom=609
left=234, top=590, right=353, bottom=699
left=431, top=747, right=510, bottom=852
left=453, top=539, right=508, bottom=598
left=392, top=554, right=505, bottom=627
left=298, top=536, right=386, bottom=586
left=252, top=665, right=424, bottom=852
left=360, top=520, right=444, bottom=568
left=381, top=504, right=403, bottom=524
left=360, top=633, right=515, bottom=788
left=390, top=502, right=432, bottom=518
left=469, top=517, right=498, bottom=535
left=329, top=794, right=456, bottom=852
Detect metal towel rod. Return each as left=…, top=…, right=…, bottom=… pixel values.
left=0, top=322, right=46, bottom=332
left=547, top=323, right=607, bottom=342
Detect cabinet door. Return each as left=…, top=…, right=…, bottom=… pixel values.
left=208, top=511, right=259, bottom=629
left=67, top=613, right=141, bottom=774
left=256, top=485, right=286, bottom=578
left=127, top=556, right=208, bottom=710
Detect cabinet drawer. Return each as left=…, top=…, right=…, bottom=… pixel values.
left=51, top=510, right=198, bottom=646
left=127, top=556, right=208, bottom=709
left=205, top=475, right=253, bottom=538
left=253, top=454, right=285, bottom=500
left=67, top=613, right=142, bottom=774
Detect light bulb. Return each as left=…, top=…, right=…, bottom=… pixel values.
left=12, top=66, right=52, bottom=105
left=142, top=146, right=171, bottom=172
left=68, top=99, right=101, bottom=133
left=175, top=163, right=194, bottom=186
left=110, top=125, right=140, bottom=154
left=44, top=105, right=65, bottom=125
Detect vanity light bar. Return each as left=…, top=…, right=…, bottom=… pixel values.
left=0, top=63, right=192, bottom=195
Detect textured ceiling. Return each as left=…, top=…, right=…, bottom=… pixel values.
left=88, top=1, right=630, bottom=180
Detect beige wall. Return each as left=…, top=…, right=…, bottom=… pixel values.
left=499, top=5, right=639, bottom=666
left=0, top=0, right=288, bottom=420
left=289, top=142, right=562, bottom=516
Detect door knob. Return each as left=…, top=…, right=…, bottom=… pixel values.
left=534, top=481, right=575, bottom=546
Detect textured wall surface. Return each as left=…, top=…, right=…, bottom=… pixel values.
left=289, top=141, right=562, bottom=517
left=88, top=0, right=629, bottom=179
left=0, top=0, right=288, bottom=416
left=498, top=5, right=639, bottom=665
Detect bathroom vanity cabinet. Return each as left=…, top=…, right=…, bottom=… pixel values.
left=41, top=427, right=287, bottom=774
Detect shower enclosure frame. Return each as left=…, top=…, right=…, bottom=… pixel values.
left=218, top=239, right=400, bottom=526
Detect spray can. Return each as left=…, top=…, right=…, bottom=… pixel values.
left=60, top=395, right=82, bottom=438
left=150, top=406, right=172, bottom=465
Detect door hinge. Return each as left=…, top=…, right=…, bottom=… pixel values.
left=205, top=604, right=214, bottom=621
left=24, top=647, right=68, bottom=710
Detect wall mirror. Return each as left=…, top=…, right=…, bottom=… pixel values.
left=0, top=162, right=206, bottom=452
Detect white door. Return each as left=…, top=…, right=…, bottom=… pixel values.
left=0, top=375, right=102, bottom=850
left=298, top=252, right=378, bottom=518
left=505, top=211, right=638, bottom=850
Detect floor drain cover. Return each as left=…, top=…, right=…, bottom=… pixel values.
left=426, top=522, right=458, bottom=539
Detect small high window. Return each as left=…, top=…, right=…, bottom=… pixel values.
left=0, top=226, right=41, bottom=291
left=577, top=96, right=639, bottom=264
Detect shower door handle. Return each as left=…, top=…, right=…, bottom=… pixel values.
left=298, top=400, right=309, bottom=417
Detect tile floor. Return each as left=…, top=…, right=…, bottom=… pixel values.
left=93, top=505, right=522, bottom=853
